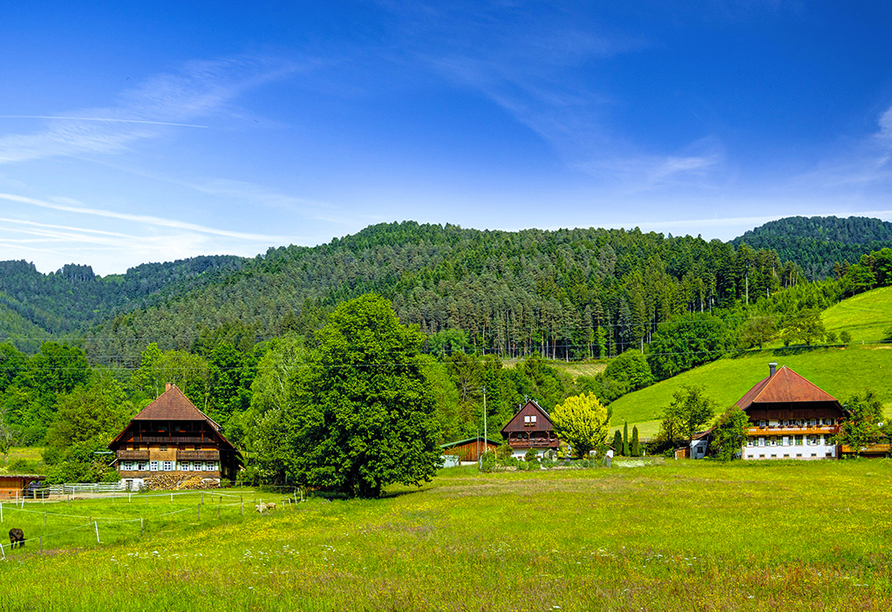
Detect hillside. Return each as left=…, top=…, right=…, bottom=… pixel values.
left=608, top=345, right=892, bottom=438
left=83, top=221, right=794, bottom=366
left=732, top=215, right=892, bottom=280
left=0, top=256, right=245, bottom=340
left=609, top=286, right=892, bottom=437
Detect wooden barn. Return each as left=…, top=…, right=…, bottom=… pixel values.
left=0, top=474, right=45, bottom=500
left=440, top=437, right=500, bottom=463
left=500, top=400, right=560, bottom=458
left=108, top=384, right=242, bottom=489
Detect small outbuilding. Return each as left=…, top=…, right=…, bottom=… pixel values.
left=0, top=474, right=45, bottom=500
left=440, top=437, right=501, bottom=464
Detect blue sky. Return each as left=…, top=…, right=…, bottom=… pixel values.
left=2, top=1, right=891, bottom=275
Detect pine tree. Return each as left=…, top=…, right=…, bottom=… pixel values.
left=612, top=429, right=623, bottom=455
left=631, top=426, right=640, bottom=457
left=622, top=421, right=630, bottom=456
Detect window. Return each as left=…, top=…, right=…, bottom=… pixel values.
left=137, top=462, right=147, bottom=471
left=122, top=461, right=133, bottom=471
left=523, top=415, right=537, bottom=427
left=163, top=461, right=173, bottom=471
left=783, top=454, right=789, bottom=458
left=782, top=436, right=789, bottom=446
left=160, top=445, right=167, bottom=451
left=747, top=438, right=753, bottom=447
left=150, top=461, right=159, bottom=471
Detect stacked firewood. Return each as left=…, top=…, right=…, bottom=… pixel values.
left=144, top=473, right=220, bottom=490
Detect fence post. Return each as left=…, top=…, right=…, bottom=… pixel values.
left=170, top=492, right=173, bottom=503
left=129, top=492, right=131, bottom=503
left=0, top=542, right=4, bottom=559
left=39, top=536, right=43, bottom=553
left=241, top=500, right=244, bottom=516
left=141, top=518, right=144, bottom=535
left=94, top=521, right=100, bottom=544
left=201, top=492, right=204, bottom=505
left=217, top=497, right=221, bottom=518
left=44, top=510, right=47, bottom=526
left=197, top=503, right=201, bottom=522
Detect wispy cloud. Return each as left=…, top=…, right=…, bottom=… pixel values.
left=0, top=56, right=299, bottom=165
left=0, top=192, right=290, bottom=242
left=796, top=104, right=892, bottom=190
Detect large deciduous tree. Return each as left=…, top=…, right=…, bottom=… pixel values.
left=656, top=385, right=717, bottom=450
left=288, top=294, right=441, bottom=498
left=710, top=407, right=750, bottom=461
left=648, top=314, right=727, bottom=380
left=835, top=390, right=884, bottom=455
left=550, top=392, right=610, bottom=458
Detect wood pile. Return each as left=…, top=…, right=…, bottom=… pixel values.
left=144, top=474, right=220, bottom=490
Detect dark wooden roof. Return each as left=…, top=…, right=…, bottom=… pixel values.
left=735, top=366, right=841, bottom=411
left=500, top=400, right=554, bottom=434
left=108, top=384, right=235, bottom=451
left=131, top=384, right=221, bottom=427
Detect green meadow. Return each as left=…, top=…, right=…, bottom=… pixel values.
left=1, top=461, right=891, bottom=611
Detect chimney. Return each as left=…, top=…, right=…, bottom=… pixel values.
left=166, top=383, right=173, bottom=392
left=769, top=363, right=777, bottom=377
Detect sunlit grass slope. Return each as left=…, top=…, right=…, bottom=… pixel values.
left=2, top=462, right=892, bottom=611
left=823, top=285, right=892, bottom=343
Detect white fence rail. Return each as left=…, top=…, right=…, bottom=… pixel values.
left=40, top=482, right=126, bottom=496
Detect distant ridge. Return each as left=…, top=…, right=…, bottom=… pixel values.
left=732, top=215, right=892, bottom=280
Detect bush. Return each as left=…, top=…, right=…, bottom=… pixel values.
left=479, top=452, right=498, bottom=473
left=840, top=330, right=852, bottom=344
left=524, top=449, right=539, bottom=463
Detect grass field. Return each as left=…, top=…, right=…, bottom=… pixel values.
left=0, top=461, right=891, bottom=611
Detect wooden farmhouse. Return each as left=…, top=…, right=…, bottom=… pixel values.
left=500, top=400, right=560, bottom=458
left=108, top=384, right=242, bottom=490
left=440, top=437, right=500, bottom=465
left=736, top=363, right=845, bottom=460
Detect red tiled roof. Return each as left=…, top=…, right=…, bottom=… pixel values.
left=735, top=366, right=839, bottom=410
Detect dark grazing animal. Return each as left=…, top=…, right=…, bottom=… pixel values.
left=8, top=528, right=24, bottom=549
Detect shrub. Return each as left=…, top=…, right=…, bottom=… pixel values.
left=524, top=449, right=540, bottom=463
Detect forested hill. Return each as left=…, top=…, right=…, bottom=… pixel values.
left=3, top=216, right=888, bottom=362
left=732, top=216, right=892, bottom=280
left=83, top=221, right=803, bottom=367
left=0, top=256, right=245, bottom=349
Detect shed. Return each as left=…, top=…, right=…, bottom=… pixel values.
left=0, top=474, right=45, bottom=500
left=440, top=437, right=501, bottom=463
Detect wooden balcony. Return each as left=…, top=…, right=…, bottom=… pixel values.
left=116, top=450, right=150, bottom=461
left=176, top=450, right=220, bottom=461
left=507, top=437, right=559, bottom=448
left=129, top=435, right=206, bottom=444
left=748, top=426, right=837, bottom=437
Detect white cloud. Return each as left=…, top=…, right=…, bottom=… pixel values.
left=0, top=193, right=289, bottom=242
left=0, top=56, right=299, bottom=165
